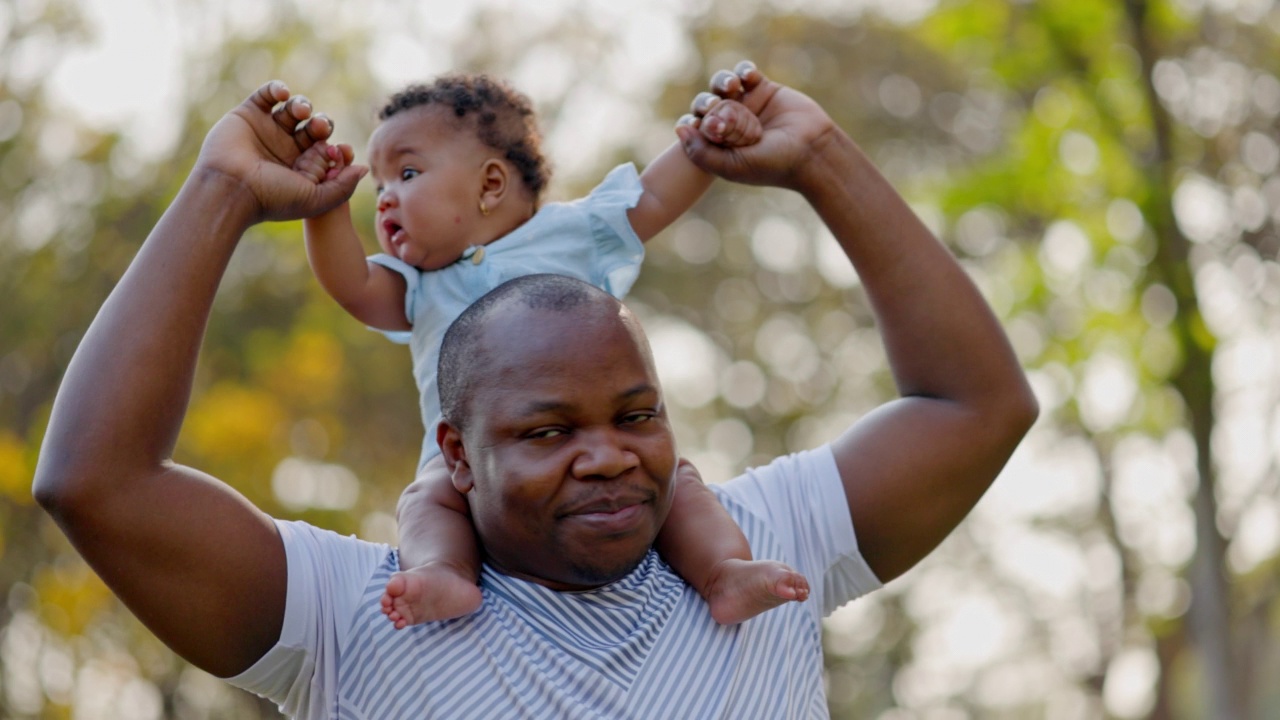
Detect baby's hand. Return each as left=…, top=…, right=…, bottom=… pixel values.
left=678, top=95, right=762, bottom=149
left=292, top=142, right=355, bottom=183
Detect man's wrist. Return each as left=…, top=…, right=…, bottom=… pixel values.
left=790, top=127, right=864, bottom=207
left=186, top=164, right=263, bottom=231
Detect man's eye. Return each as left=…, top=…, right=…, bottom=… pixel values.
left=401, top=168, right=419, bottom=181
left=529, top=428, right=565, bottom=440
left=622, top=412, right=654, bottom=425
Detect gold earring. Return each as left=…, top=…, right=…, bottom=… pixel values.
left=479, top=200, right=489, bottom=217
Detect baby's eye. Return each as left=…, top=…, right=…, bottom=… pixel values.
left=374, top=184, right=385, bottom=195
left=400, top=168, right=419, bottom=181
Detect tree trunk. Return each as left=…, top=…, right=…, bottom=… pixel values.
left=1122, top=2, right=1240, bottom=718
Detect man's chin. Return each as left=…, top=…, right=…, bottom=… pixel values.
left=565, top=549, right=650, bottom=587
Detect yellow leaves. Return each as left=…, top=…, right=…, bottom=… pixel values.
left=0, top=429, right=33, bottom=505
left=33, top=560, right=113, bottom=638
left=264, top=330, right=346, bottom=409
left=182, top=382, right=286, bottom=477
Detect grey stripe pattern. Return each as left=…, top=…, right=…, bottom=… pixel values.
left=334, top=496, right=829, bottom=719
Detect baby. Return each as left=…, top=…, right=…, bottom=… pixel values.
left=295, top=64, right=809, bottom=628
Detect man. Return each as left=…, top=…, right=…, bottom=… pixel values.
left=34, top=64, right=1037, bottom=718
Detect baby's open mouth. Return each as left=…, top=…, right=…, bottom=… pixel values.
left=382, top=220, right=404, bottom=244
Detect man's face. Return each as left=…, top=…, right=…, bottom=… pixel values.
left=440, top=303, right=677, bottom=590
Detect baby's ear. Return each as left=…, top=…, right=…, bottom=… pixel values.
left=479, top=158, right=510, bottom=206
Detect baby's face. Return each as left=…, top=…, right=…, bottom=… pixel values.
left=367, top=107, right=490, bottom=271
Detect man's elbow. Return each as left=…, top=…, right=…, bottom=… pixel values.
left=997, top=376, right=1040, bottom=442
left=33, top=472, right=72, bottom=527
left=32, top=450, right=85, bottom=519
left=31, top=441, right=118, bottom=523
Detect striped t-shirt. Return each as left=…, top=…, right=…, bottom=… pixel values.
left=229, top=445, right=883, bottom=719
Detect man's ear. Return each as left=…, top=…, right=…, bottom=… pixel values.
left=479, top=158, right=509, bottom=212
left=438, top=422, right=474, bottom=494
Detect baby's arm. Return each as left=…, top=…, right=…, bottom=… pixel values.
left=299, top=144, right=409, bottom=331
left=656, top=461, right=809, bottom=624
left=381, top=456, right=483, bottom=628
left=627, top=95, right=763, bottom=242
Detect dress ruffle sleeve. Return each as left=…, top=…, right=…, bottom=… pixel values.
left=577, top=163, right=646, bottom=298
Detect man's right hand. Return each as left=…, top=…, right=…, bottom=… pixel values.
left=195, top=81, right=366, bottom=224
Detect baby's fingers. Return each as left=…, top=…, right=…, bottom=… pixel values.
left=333, top=143, right=355, bottom=167
left=292, top=142, right=333, bottom=183
left=700, top=100, right=762, bottom=148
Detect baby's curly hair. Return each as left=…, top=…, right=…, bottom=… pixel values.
left=380, top=74, right=551, bottom=201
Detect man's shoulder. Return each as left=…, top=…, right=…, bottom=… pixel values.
left=273, top=519, right=395, bottom=589
left=711, top=445, right=841, bottom=514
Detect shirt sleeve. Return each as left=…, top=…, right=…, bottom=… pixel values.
left=366, top=254, right=419, bottom=345
left=225, top=520, right=389, bottom=720
left=717, top=445, right=883, bottom=616
left=572, top=163, right=646, bottom=298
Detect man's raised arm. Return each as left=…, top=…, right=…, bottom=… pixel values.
left=32, top=83, right=365, bottom=678
left=679, top=64, right=1038, bottom=583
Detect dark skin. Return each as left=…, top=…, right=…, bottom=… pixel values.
left=674, top=63, right=1039, bottom=581
left=32, top=64, right=1036, bottom=680
left=32, top=82, right=366, bottom=677
left=438, top=303, right=678, bottom=590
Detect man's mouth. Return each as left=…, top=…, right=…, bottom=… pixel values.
left=567, top=503, right=647, bottom=534
left=560, top=492, right=654, bottom=534
left=573, top=499, right=641, bottom=515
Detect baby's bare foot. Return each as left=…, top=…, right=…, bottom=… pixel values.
left=704, top=558, right=810, bottom=625
left=380, top=562, right=483, bottom=629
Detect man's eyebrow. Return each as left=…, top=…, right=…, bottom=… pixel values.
left=617, top=384, right=660, bottom=402
left=514, top=384, right=659, bottom=417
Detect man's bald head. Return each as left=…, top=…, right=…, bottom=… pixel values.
left=438, top=274, right=632, bottom=431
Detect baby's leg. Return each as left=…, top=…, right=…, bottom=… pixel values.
left=655, top=460, right=810, bottom=625
left=381, top=455, right=483, bottom=628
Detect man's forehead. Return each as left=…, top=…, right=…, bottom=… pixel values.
left=476, top=300, right=643, bottom=360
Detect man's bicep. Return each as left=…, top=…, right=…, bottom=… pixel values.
left=54, top=464, right=287, bottom=679
left=831, top=396, right=1019, bottom=583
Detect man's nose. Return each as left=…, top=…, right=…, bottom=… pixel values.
left=570, top=429, right=639, bottom=479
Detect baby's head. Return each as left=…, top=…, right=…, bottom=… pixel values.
left=368, top=74, right=551, bottom=270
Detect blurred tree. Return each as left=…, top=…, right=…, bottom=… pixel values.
left=6, top=0, right=1280, bottom=718
left=606, top=0, right=1280, bottom=717
left=1, top=2, right=419, bottom=717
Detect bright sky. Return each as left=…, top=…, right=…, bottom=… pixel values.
left=43, top=0, right=931, bottom=168
left=47, top=0, right=187, bottom=158
left=45, top=0, right=699, bottom=175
